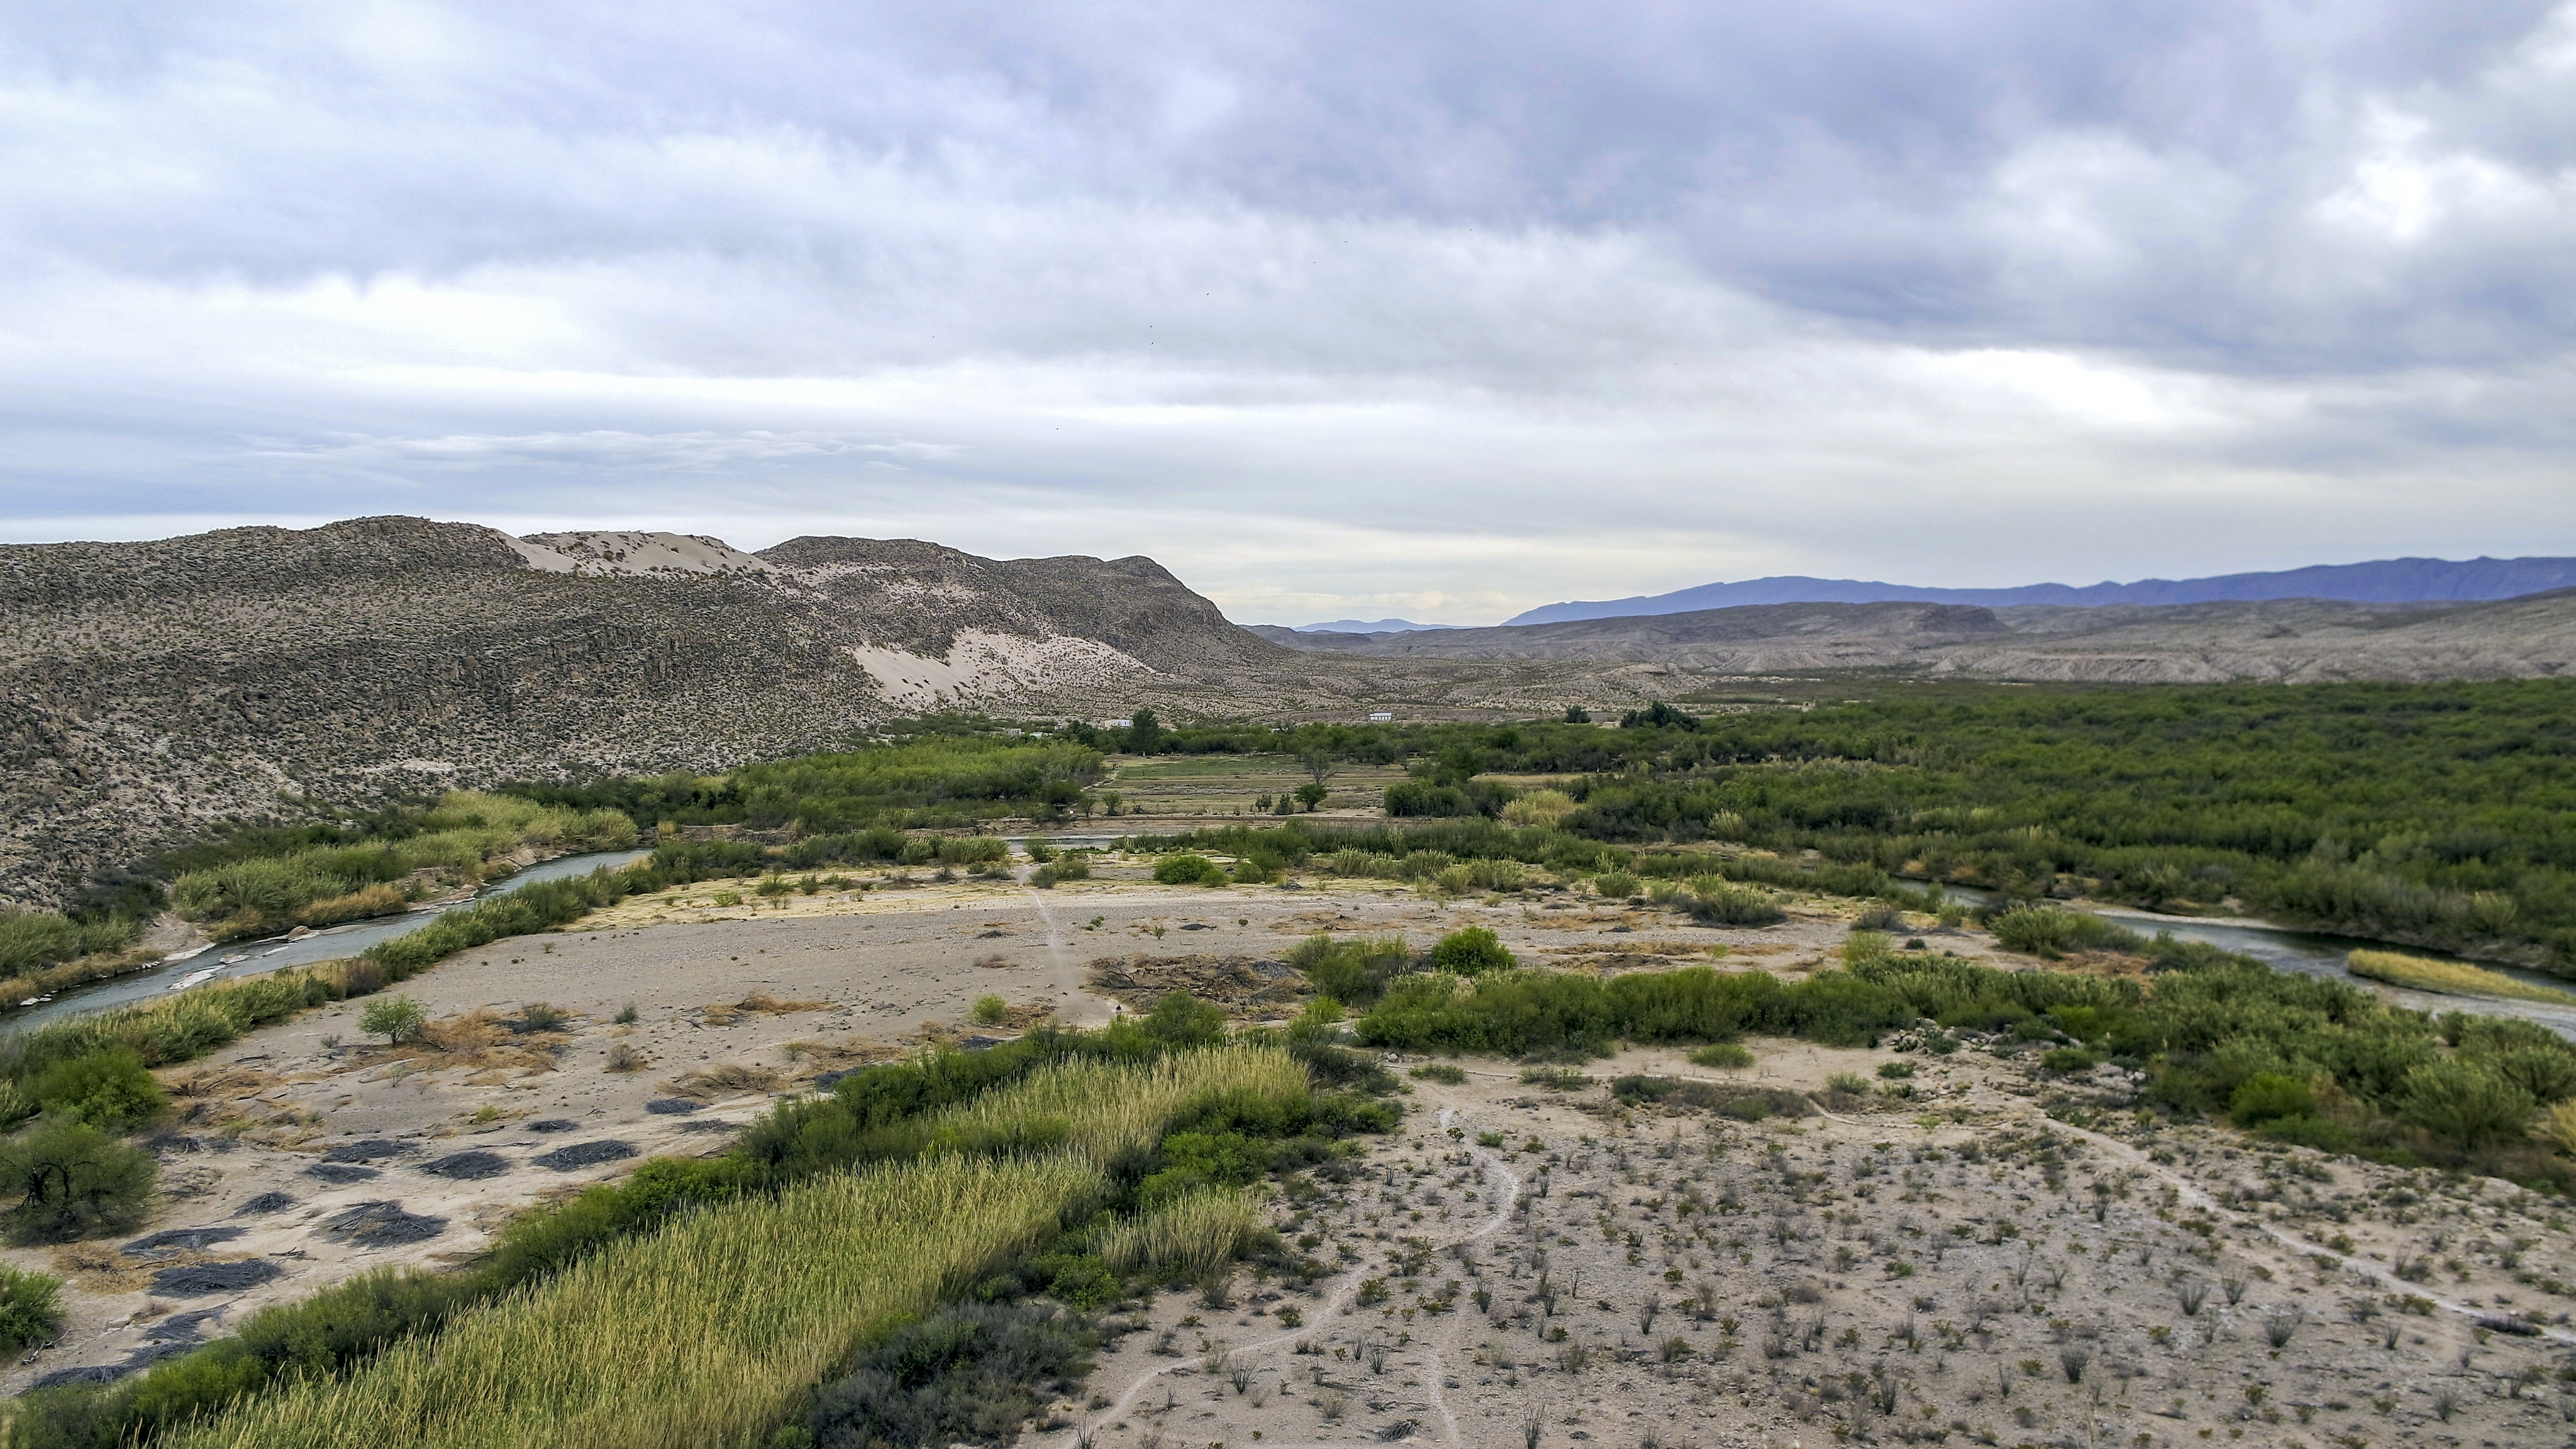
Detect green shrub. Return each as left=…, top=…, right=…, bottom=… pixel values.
left=1688, top=1042, right=1755, bottom=1069
left=1029, top=856, right=1090, bottom=888
left=1988, top=906, right=2146, bottom=959
left=1721, top=1096, right=1773, bottom=1121
left=1875, top=1060, right=1914, bottom=1080
left=1407, top=1063, right=1467, bottom=1084
left=1431, top=927, right=1514, bottom=976
left=0, top=1117, right=157, bottom=1243
left=1152, top=855, right=1226, bottom=886
left=1689, top=880, right=1785, bottom=926
left=1287, top=933, right=1412, bottom=1006
left=2258, top=1116, right=2359, bottom=1153
left=1592, top=872, right=1640, bottom=899
left=2228, top=1073, right=2317, bottom=1126
left=1824, top=1072, right=1872, bottom=1094
left=0, top=1264, right=64, bottom=1353
left=2040, top=1047, right=2101, bottom=1074
left=803, top=1300, right=1098, bottom=1449
left=31, top=1048, right=165, bottom=1133
left=2399, top=1060, right=2534, bottom=1151
left=359, top=996, right=426, bottom=1045
left=972, top=996, right=1008, bottom=1026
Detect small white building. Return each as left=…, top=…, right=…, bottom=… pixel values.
left=1367, top=711, right=1392, bottom=722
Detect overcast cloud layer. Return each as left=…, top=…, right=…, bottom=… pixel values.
left=3, top=1, right=2572, bottom=624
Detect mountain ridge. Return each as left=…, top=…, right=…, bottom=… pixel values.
left=1506, top=555, right=2576, bottom=625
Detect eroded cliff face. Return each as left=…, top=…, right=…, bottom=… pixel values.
left=0, top=518, right=1292, bottom=906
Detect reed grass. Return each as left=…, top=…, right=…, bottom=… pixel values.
left=2345, top=948, right=2576, bottom=1005
left=169, top=1045, right=1302, bottom=1449
left=1094, top=1187, right=1262, bottom=1280
left=167, top=1155, right=1094, bottom=1449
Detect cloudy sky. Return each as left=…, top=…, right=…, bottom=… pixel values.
left=3, top=1, right=2572, bottom=624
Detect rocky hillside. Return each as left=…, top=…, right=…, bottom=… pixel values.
left=0, top=518, right=1292, bottom=908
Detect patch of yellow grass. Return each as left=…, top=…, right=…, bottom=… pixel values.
left=172, top=1045, right=1306, bottom=1449
left=2345, top=948, right=2576, bottom=1005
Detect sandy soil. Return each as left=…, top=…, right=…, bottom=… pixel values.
left=1053, top=1048, right=2576, bottom=1449
left=11, top=853, right=2571, bottom=1446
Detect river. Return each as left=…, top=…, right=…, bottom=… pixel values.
left=1932, top=882, right=2576, bottom=1040
left=4, top=849, right=650, bottom=1036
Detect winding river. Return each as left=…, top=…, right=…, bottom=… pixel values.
left=4, top=849, right=650, bottom=1036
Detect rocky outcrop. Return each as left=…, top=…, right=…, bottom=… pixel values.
left=0, top=518, right=1291, bottom=908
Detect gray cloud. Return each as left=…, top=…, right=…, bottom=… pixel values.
left=1, top=1, right=2571, bottom=621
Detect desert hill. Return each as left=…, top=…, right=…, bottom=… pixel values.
left=0, top=517, right=1292, bottom=907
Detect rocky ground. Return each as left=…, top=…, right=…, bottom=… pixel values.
left=8, top=857, right=2572, bottom=1449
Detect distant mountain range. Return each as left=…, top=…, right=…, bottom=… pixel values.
left=1505, top=556, right=2576, bottom=626
left=1292, top=618, right=1455, bottom=633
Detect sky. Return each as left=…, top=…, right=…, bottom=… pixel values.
left=3, top=1, right=2572, bottom=626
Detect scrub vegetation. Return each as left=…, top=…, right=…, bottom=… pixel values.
left=9, top=1004, right=1390, bottom=1449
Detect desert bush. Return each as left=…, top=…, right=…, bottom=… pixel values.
left=1987, top=906, right=2145, bottom=958
left=0, top=1117, right=157, bottom=1243
left=2399, top=1059, right=2534, bottom=1150
left=1689, top=880, right=1785, bottom=926
left=0, top=1263, right=65, bottom=1353
left=1824, top=1072, right=1872, bottom=1094
left=1592, top=872, right=1639, bottom=899
left=1431, top=927, right=1514, bottom=976
left=1152, top=855, right=1228, bottom=886
left=31, top=1047, right=164, bottom=1132
left=1029, top=856, right=1090, bottom=888
left=1407, top=1063, right=1467, bottom=1084
left=516, top=1003, right=570, bottom=1035
left=804, top=1300, right=1098, bottom=1449
left=1688, top=1042, right=1755, bottom=1069
left=972, top=996, right=1008, bottom=1026
left=359, top=996, right=426, bottom=1045
left=2228, top=1073, right=2316, bottom=1126
left=1289, top=933, right=1413, bottom=1006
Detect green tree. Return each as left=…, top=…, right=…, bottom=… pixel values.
left=1125, top=709, right=1165, bottom=755
left=0, top=1117, right=157, bottom=1243
left=359, top=995, right=427, bottom=1045
left=1562, top=706, right=1591, bottom=723
left=1294, top=782, right=1330, bottom=811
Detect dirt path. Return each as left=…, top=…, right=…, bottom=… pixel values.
left=1070, top=1100, right=1525, bottom=1449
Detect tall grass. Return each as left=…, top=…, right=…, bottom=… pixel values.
left=168, top=1046, right=1302, bottom=1449
left=1094, top=1188, right=1262, bottom=1280
left=167, top=1155, right=1097, bottom=1449
left=2345, top=948, right=2576, bottom=1006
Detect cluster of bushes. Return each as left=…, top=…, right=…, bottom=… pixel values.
left=1358, top=963, right=1918, bottom=1057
